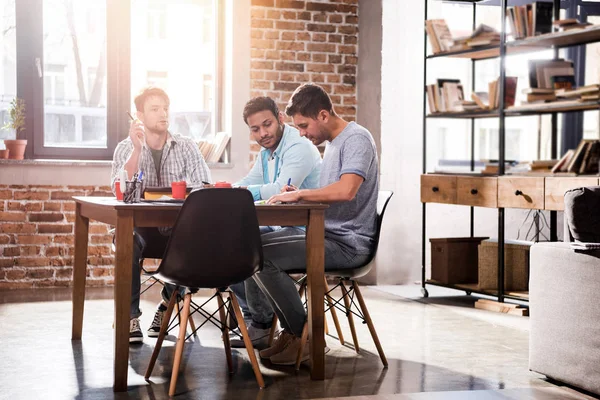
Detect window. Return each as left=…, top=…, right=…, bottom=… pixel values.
left=11, top=0, right=224, bottom=159
left=131, top=0, right=217, bottom=143
left=0, top=0, right=16, bottom=141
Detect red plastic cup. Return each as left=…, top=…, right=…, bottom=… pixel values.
left=214, top=181, right=232, bottom=188
left=171, top=181, right=187, bottom=199
left=115, top=181, right=123, bottom=201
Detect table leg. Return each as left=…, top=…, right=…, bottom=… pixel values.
left=305, top=209, right=325, bottom=380
left=72, top=202, right=89, bottom=340
left=114, top=210, right=134, bottom=392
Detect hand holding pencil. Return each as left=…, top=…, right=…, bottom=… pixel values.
left=127, top=111, right=146, bottom=151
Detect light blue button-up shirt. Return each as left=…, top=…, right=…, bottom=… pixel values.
left=236, top=124, right=322, bottom=201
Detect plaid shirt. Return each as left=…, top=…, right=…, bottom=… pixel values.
left=111, top=132, right=211, bottom=194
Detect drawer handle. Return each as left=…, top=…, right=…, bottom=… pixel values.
left=515, top=190, right=523, bottom=196
left=470, top=189, right=478, bottom=195
left=432, top=186, right=439, bottom=192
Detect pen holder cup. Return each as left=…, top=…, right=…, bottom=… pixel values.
left=124, top=180, right=142, bottom=204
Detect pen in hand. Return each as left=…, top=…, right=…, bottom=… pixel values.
left=127, top=111, right=146, bottom=149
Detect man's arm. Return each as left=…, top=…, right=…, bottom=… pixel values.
left=235, top=152, right=264, bottom=192
left=268, top=173, right=363, bottom=204
left=110, top=141, right=132, bottom=195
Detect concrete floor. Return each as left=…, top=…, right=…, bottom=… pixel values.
left=0, top=284, right=595, bottom=400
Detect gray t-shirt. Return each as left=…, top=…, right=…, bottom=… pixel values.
left=321, top=121, right=379, bottom=254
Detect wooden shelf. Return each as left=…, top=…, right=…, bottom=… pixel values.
left=425, top=280, right=529, bottom=301
left=426, top=25, right=600, bottom=61
left=426, top=101, right=599, bottom=119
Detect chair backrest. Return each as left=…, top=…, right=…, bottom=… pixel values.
left=156, top=188, right=263, bottom=289
left=370, top=190, right=394, bottom=261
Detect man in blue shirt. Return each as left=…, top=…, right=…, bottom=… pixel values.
left=229, top=96, right=321, bottom=349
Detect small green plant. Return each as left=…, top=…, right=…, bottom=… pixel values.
left=3, top=98, right=26, bottom=132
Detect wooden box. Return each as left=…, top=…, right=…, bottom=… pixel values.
left=478, top=239, right=532, bottom=291
left=430, top=237, right=488, bottom=284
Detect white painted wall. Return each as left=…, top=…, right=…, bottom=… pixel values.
left=373, top=0, right=555, bottom=285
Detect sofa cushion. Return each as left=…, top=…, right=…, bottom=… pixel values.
left=564, top=186, right=600, bottom=243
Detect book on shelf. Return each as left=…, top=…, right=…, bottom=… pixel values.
left=528, top=59, right=574, bottom=89
left=566, top=139, right=597, bottom=173
left=489, top=76, right=518, bottom=109
left=508, top=2, right=553, bottom=39
left=425, top=19, right=453, bottom=53
left=532, top=2, right=553, bottom=36
left=556, top=84, right=600, bottom=98
left=198, top=131, right=231, bottom=163
left=553, top=18, right=592, bottom=31
left=426, top=79, right=465, bottom=113
left=471, top=92, right=489, bottom=109
left=551, top=149, right=575, bottom=173
left=452, top=24, right=500, bottom=49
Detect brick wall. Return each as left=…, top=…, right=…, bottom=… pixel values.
left=0, top=185, right=115, bottom=289
left=249, top=0, right=359, bottom=163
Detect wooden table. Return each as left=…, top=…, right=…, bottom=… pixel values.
left=71, top=196, right=328, bottom=392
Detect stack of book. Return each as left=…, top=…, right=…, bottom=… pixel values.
left=450, top=24, right=500, bottom=51
left=426, top=79, right=465, bottom=113
left=507, top=2, right=553, bottom=39
left=198, top=131, right=231, bottom=163
left=553, top=18, right=592, bottom=32
left=470, top=77, right=518, bottom=110
left=552, top=139, right=600, bottom=175
left=556, top=84, right=600, bottom=102
left=528, top=59, right=575, bottom=90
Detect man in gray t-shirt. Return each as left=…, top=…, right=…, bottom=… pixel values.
left=252, top=83, right=379, bottom=366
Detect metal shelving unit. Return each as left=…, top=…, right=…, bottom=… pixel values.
left=421, top=0, right=583, bottom=302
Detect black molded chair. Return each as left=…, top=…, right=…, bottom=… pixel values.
left=293, top=190, right=393, bottom=370
left=144, top=188, right=265, bottom=396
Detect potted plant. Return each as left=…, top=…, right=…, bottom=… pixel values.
left=2, top=97, right=27, bottom=159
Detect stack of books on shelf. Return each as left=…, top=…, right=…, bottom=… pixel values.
left=551, top=139, right=600, bottom=175
left=507, top=160, right=558, bottom=175
left=553, top=18, right=592, bottom=32
left=425, top=20, right=500, bottom=54
left=426, top=79, right=465, bottom=113
left=198, top=131, right=231, bottom=163
left=556, top=84, right=600, bottom=102
left=506, top=2, right=553, bottom=39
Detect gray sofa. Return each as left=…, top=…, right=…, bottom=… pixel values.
left=529, top=187, right=600, bottom=396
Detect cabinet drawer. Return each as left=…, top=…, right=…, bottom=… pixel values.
left=498, top=177, right=544, bottom=209
left=544, top=177, right=600, bottom=211
left=457, top=177, right=498, bottom=207
left=421, top=175, right=456, bottom=204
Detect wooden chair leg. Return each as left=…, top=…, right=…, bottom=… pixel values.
left=188, top=314, right=197, bottom=335
left=324, top=277, right=344, bottom=345
left=268, top=314, right=278, bottom=347
left=217, top=290, right=233, bottom=374
left=340, top=280, right=360, bottom=353
left=169, top=293, right=192, bottom=397
left=230, top=294, right=265, bottom=389
left=295, top=321, right=309, bottom=371
left=145, top=291, right=177, bottom=379
left=353, top=281, right=388, bottom=367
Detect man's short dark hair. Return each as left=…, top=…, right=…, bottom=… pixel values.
left=285, top=83, right=335, bottom=119
left=134, top=87, right=170, bottom=112
left=242, top=96, right=279, bottom=124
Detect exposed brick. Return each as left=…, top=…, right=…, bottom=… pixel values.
left=252, top=19, right=273, bottom=29
left=89, top=225, right=109, bottom=235
left=251, top=60, right=275, bottom=70
left=329, top=34, right=342, bottom=43
left=14, top=191, right=50, bottom=201
left=90, top=267, right=112, bottom=278
left=296, top=32, right=310, bottom=41
left=275, top=21, right=305, bottom=30
left=265, top=31, right=280, bottom=40
left=266, top=9, right=280, bottom=19
left=251, top=30, right=263, bottom=39
left=28, top=212, right=64, bottom=222
left=312, top=14, right=327, bottom=23
left=275, top=0, right=304, bottom=9
left=343, top=35, right=357, bottom=45
left=44, top=202, right=62, bottom=211
left=265, top=71, right=280, bottom=81
left=282, top=10, right=296, bottom=19
left=307, top=63, right=335, bottom=73
left=88, top=256, right=115, bottom=266
left=0, top=211, right=26, bottom=221
left=0, top=258, right=15, bottom=267
left=21, top=246, right=41, bottom=256
left=38, top=224, right=73, bottom=234
left=251, top=8, right=266, bottom=19
left=55, top=267, right=73, bottom=279
left=346, top=15, right=358, bottom=24
left=306, top=2, right=340, bottom=12
left=274, top=82, right=301, bottom=91
left=16, top=257, right=50, bottom=267
left=17, top=235, right=53, bottom=245
left=67, top=185, right=95, bottom=191
left=334, top=85, right=356, bottom=95
left=88, top=245, right=113, bottom=256
left=0, top=281, right=33, bottom=289
left=0, top=190, right=12, bottom=199
left=53, top=235, right=75, bottom=245
left=329, top=94, right=342, bottom=103
left=252, top=0, right=274, bottom=6
left=345, top=55, right=358, bottom=65
left=298, top=11, right=310, bottom=20
left=65, top=214, right=76, bottom=223
left=307, top=43, right=336, bottom=53
left=90, top=235, right=112, bottom=244
left=343, top=75, right=356, bottom=85
left=88, top=191, right=113, bottom=197
left=46, top=246, right=69, bottom=257
left=50, top=257, right=72, bottom=267
left=336, top=106, right=356, bottom=116
left=275, top=62, right=304, bottom=72
left=7, top=201, right=43, bottom=212
left=329, top=14, right=343, bottom=23
left=277, top=41, right=305, bottom=51
left=281, top=51, right=296, bottom=61
left=97, top=185, right=111, bottom=192
left=25, top=268, right=54, bottom=279
left=297, top=52, right=311, bottom=62
left=0, top=223, right=36, bottom=234
left=251, top=70, right=265, bottom=80
left=312, top=53, right=326, bottom=63
left=62, top=202, right=76, bottom=212
left=307, top=23, right=335, bottom=33
left=6, top=269, right=26, bottom=280
left=338, top=45, right=356, bottom=54
left=0, top=235, right=11, bottom=244
left=3, top=247, right=20, bottom=257
left=329, top=54, right=342, bottom=64
left=338, top=64, right=356, bottom=74
left=338, top=25, right=358, bottom=35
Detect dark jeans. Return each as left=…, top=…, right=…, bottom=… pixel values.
left=253, top=228, right=371, bottom=337
left=130, top=227, right=178, bottom=319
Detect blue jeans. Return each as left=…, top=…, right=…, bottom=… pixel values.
left=253, top=228, right=371, bottom=337
left=130, top=228, right=180, bottom=319
left=229, top=225, right=283, bottom=328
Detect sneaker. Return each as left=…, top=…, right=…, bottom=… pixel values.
left=269, top=336, right=309, bottom=365
left=129, top=318, right=143, bottom=344
left=259, top=330, right=294, bottom=359
left=229, top=324, right=271, bottom=350
left=147, top=308, right=165, bottom=338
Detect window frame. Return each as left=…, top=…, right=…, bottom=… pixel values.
left=13, top=0, right=224, bottom=160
